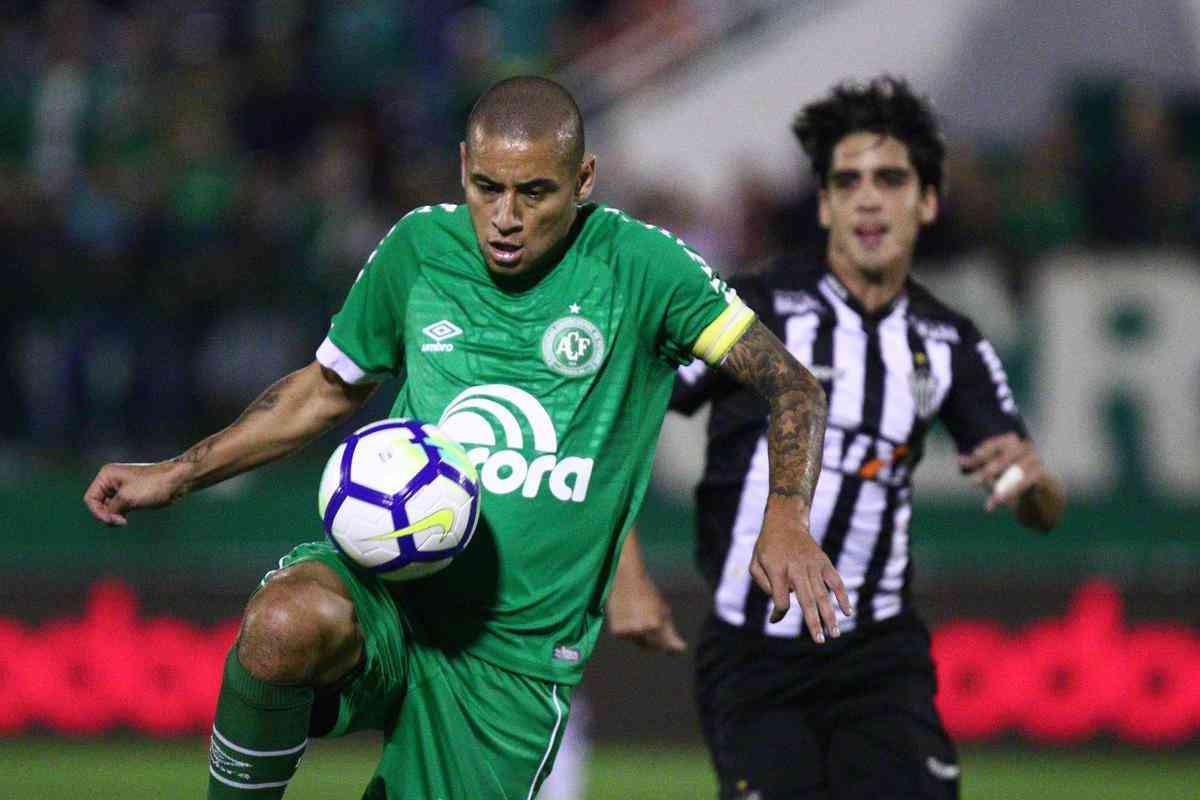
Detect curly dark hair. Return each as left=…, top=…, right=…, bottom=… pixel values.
left=792, top=75, right=945, bottom=194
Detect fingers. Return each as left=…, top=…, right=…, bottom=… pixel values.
left=83, top=471, right=128, bottom=527
left=763, top=566, right=843, bottom=645
left=751, top=559, right=793, bottom=625
left=984, top=452, right=1045, bottom=511
left=794, top=565, right=848, bottom=644
left=985, top=463, right=1024, bottom=511
left=968, top=446, right=1020, bottom=487
left=654, top=618, right=687, bottom=654
left=958, top=433, right=1022, bottom=477
left=749, top=558, right=772, bottom=599
left=957, top=434, right=1006, bottom=471
left=754, top=559, right=855, bottom=644
left=769, top=574, right=791, bottom=626
left=752, top=541, right=854, bottom=644
left=824, top=563, right=854, bottom=618
left=960, top=435, right=1038, bottom=499
left=752, top=557, right=795, bottom=626
left=624, top=619, right=687, bottom=654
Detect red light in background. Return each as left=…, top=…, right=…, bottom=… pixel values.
left=0, top=619, right=31, bottom=735
left=0, top=579, right=236, bottom=736
left=0, top=577, right=1195, bottom=742
left=932, top=579, right=1200, bottom=744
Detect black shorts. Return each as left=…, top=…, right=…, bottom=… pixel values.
left=695, top=610, right=959, bottom=800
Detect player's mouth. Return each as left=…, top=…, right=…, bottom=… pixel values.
left=854, top=223, right=888, bottom=250
left=487, top=240, right=524, bottom=267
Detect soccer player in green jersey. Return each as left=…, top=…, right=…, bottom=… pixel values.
left=83, top=76, right=848, bottom=800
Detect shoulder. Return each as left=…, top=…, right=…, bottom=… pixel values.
left=735, top=254, right=827, bottom=318
left=375, top=202, right=474, bottom=261
left=905, top=278, right=987, bottom=346
left=582, top=204, right=706, bottom=265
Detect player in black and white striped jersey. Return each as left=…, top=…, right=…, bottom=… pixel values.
left=609, top=76, right=1065, bottom=799
left=672, top=264, right=1033, bottom=638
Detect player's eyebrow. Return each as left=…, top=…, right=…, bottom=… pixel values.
left=515, top=178, right=559, bottom=192
left=469, top=173, right=559, bottom=192
left=469, top=171, right=503, bottom=186
left=829, top=166, right=913, bottom=182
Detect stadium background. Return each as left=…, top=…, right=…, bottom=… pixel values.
left=1, top=0, right=1198, bottom=797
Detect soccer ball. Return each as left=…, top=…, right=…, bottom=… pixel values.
left=318, top=419, right=481, bottom=581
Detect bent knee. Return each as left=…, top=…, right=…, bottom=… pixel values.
left=239, top=563, right=362, bottom=685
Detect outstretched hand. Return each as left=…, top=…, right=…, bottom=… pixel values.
left=749, top=501, right=852, bottom=644
left=83, top=461, right=186, bottom=526
left=958, top=432, right=1046, bottom=512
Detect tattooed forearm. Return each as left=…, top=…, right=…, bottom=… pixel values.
left=718, top=320, right=827, bottom=503
left=170, top=374, right=297, bottom=469
left=236, top=372, right=298, bottom=422
left=162, top=362, right=375, bottom=497
left=172, top=438, right=213, bottom=466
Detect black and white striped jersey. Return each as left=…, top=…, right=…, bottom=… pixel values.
left=671, top=257, right=1026, bottom=641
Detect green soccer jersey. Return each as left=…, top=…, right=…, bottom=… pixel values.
left=317, top=202, right=754, bottom=684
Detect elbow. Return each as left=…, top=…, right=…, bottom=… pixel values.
left=804, top=365, right=828, bottom=407
left=795, top=364, right=828, bottom=421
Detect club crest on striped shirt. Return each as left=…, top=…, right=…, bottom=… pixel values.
left=910, top=352, right=939, bottom=418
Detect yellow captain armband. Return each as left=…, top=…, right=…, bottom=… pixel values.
left=691, top=299, right=756, bottom=366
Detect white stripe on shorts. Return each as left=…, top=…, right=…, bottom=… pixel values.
left=526, top=685, right=565, bottom=800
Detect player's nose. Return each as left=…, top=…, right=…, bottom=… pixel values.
left=855, top=182, right=883, bottom=209
left=492, top=192, right=522, bottom=233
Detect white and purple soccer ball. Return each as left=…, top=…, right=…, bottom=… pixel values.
left=318, top=419, right=481, bottom=581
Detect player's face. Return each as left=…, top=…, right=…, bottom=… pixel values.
left=819, top=133, right=938, bottom=280
left=460, top=134, right=596, bottom=277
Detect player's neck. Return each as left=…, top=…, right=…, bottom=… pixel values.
left=827, top=251, right=910, bottom=315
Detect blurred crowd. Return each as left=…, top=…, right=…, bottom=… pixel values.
left=0, top=0, right=673, bottom=457
left=3, top=1, right=1200, bottom=459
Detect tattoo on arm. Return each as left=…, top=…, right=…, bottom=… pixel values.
left=170, top=373, right=298, bottom=470
left=246, top=379, right=288, bottom=414
left=172, top=439, right=213, bottom=466
left=164, top=363, right=376, bottom=496
left=718, top=320, right=827, bottom=503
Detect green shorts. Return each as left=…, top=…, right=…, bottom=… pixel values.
left=271, top=542, right=573, bottom=800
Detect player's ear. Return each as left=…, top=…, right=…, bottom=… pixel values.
left=459, top=141, right=469, bottom=191
left=575, top=154, right=596, bottom=201
left=919, top=184, right=939, bottom=225
left=818, top=188, right=831, bottom=229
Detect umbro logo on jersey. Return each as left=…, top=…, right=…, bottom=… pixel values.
left=421, top=320, right=462, bottom=352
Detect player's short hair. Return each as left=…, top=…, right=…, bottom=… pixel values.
left=466, top=76, right=585, bottom=167
left=792, top=75, right=945, bottom=194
